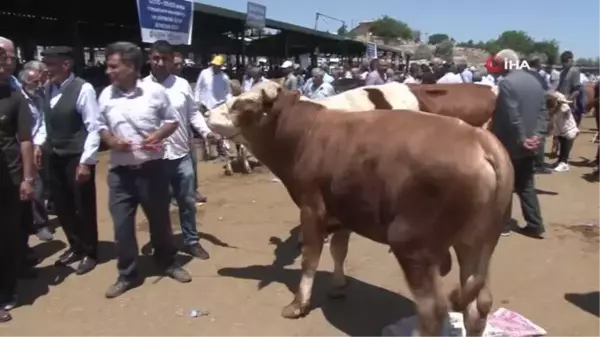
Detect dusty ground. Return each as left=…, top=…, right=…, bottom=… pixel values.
left=1, top=118, right=599, bottom=336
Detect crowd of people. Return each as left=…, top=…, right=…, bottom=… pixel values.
left=0, top=32, right=598, bottom=326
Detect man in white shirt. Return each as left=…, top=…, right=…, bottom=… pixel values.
left=403, top=63, right=420, bottom=84
left=242, top=65, right=268, bottom=92
left=194, top=55, right=231, bottom=160
left=436, top=64, right=464, bottom=84
left=144, top=40, right=214, bottom=260
left=303, top=68, right=335, bottom=99
left=36, top=46, right=101, bottom=275
left=97, top=41, right=190, bottom=299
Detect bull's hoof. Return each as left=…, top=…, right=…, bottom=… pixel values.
left=242, top=161, right=252, bottom=174
left=281, top=301, right=309, bottom=319
left=327, top=283, right=348, bottom=299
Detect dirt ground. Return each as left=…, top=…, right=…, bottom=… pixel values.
left=1, top=117, right=599, bottom=336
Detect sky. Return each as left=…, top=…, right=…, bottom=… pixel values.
left=195, top=0, right=600, bottom=58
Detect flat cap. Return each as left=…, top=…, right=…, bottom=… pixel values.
left=42, top=46, right=74, bottom=58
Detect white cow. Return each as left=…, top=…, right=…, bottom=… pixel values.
left=208, top=81, right=421, bottom=144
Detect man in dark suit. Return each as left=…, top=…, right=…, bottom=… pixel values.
left=491, top=49, right=547, bottom=239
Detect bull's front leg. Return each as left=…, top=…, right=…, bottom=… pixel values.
left=238, top=144, right=252, bottom=174
left=282, top=206, right=325, bottom=319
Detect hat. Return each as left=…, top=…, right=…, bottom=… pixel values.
left=210, top=55, right=225, bottom=66
left=42, top=46, right=74, bottom=59
left=281, top=60, right=293, bottom=68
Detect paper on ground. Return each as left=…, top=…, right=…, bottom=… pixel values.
left=382, top=307, right=547, bottom=337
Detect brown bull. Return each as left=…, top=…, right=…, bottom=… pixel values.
left=229, top=87, right=514, bottom=336
left=407, top=83, right=497, bottom=127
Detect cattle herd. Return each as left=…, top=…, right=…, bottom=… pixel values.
left=199, top=80, right=527, bottom=336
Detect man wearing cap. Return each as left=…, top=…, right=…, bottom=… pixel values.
left=0, top=43, right=35, bottom=323
left=490, top=49, right=546, bottom=239
left=36, top=46, right=102, bottom=274
left=144, top=40, right=213, bottom=260
left=194, top=55, right=231, bottom=160
left=281, top=61, right=298, bottom=90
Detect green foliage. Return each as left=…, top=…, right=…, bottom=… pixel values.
left=369, top=15, right=413, bottom=42
left=428, top=33, right=450, bottom=45
left=457, top=31, right=562, bottom=65
left=434, top=40, right=454, bottom=62
left=414, top=44, right=433, bottom=60
left=576, top=57, right=600, bottom=67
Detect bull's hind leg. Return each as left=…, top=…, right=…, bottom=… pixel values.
left=391, top=245, right=448, bottom=336
left=327, top=229, right=350, bottom=298
left=282, top=206, right=325, bottom=319
left=449, top=240, right=497, bottom=336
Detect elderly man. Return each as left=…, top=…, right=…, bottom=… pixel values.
left=281, top=60, right=298, bottom=90
left=491, top=49, right=546, bottom=239
left=143, top=40, right=213, bottom=259
left=98, top=41, right=191, bottom=298
left=0, top=44, right=35, bottom=323
left=365, top=58, right=388, bottom=85
left=19, top=64, right=54, bottom=242
left=35, top=46, right=101, bottom=275
left=303, top=68, right=335, bottom=99
left=242, top=65, right=267, bottom=93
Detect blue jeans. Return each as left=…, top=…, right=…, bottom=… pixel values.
left=167, top=155, right=199, bottom=246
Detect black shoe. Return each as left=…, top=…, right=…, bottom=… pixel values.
left=516, top=225, right=545, bottom=239
left=0, top=295, right=17, bottom=311
left=0, top=309, right=11, bottom=323
left=55, top=249, right=82, bottom=266
left=535, top=166, right=553, bottom=174
left=164, top=264, right=192, bottom=283
left=105, top=279, right=135, bottom=299
left=501, top=228, right=511, bottom=236
left=183, top=244, right=210, bottom=260
left=76, top=257, right=97, bottom=275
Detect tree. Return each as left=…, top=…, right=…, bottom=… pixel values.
left=414, top=44, right=433, bottom=60
left=532, top=40, right=559, bottom=65
left=412, top=29, right=422, bottom=43
left=369, top=16, right=413, bottom=43
left=428, top=33, right=450, bottom=45
left=495, top=30, right=535, bottom=55
left=434, top=39, right=454, bottom=62
left=483, top=39, right=502, bottom=54
left=337, top=24, right=348, bottom=36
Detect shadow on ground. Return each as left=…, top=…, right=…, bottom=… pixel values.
left=19, top=240, right=194, bottom=308
left=564, top=292, right=599, bottom=317
left=218, top=265, right=413, bottom=336
left=218, top=225, right=413, bottom=336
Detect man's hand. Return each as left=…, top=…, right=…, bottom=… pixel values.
left=523, top=136, right=541, bottom=150
left=141, top=132, right=164, bottom=151
left=20, top=180, right=34, bottom=200
left=34, top=146, right=43, bottom=169
left=75, top=164, right=91, bottom=184
left=205, top=132, right=218, bottom=141
left=109, top=137, right=133, bottom=152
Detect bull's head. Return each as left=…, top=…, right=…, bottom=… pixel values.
left=207, top=80, right=282, bottom=145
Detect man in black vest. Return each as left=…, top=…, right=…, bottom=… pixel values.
left=35, top=47, right=101, bottom=275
